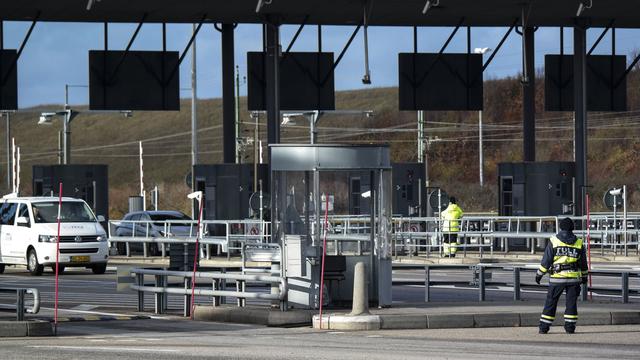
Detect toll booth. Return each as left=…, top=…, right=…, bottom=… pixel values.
left=498, top=162, right=575, bottom=250
left=349, top=162, right=426, bottom=217
left=193, top=164, right=269, bottom=220
left=271, top=144, right=393, bottom=309
left=498, top=162, right=575, bottom=216
left=32, top=165, right=109, bottom=223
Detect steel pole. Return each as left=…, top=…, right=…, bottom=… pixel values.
left=5, top=112, right=10, bottom=190
left=573, top=25, right=588, bottom=216
left=63, top=112, right=70, bottom=164
left=222, top=23, right=236, bottom=163
left=479, top=110, right=484, bottom=187
left=522, top=26, right=536, bottom=162
left=191, top=23, right=198, bottom=167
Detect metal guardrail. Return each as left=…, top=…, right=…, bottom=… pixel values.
left=109, top=219, right=270, bottom=259
left=0, top=287, right=40, bottom=320
left=392, top=264, right=640, bottom=303
left=130, top=268, right=286, bottom=316
left=109, top=214, right=640, bottom=260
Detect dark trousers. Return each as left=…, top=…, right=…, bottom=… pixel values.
left=539, top=282, right=581, bottom=331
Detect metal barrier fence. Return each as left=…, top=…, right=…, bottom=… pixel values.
left=130, top=268, right=286, bottom=316
left=392, top=264, right=640, bottom=303
left=109, top=214, right=640, bottom=260
left=109, top=219, right=270, bottom=259
left=0, top=287, right=40, bottom=320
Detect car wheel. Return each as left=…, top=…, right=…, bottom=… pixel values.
left=92, top=264, right=107, bottom=274
left=27, top=250, right=44, bottom=276
left=0, top=264, right=5, bottom=274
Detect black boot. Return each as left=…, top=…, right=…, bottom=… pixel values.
left=564, top=324, right=575, bottom=334
left=539, top=322, right=550, bottom=334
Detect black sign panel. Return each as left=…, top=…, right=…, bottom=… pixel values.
left=545, top=54, right=627, bottom=112
left=89, top=50, right=180, bottom=111
left=0, top=50, right=18, bottom=110
left=247, top=51, right=335, bottom=111
left=398, top=53, right=483, bottom=111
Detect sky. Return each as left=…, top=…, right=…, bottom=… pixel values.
left=3, top=21, right=640, bottom=108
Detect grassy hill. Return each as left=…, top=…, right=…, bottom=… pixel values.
left=5, top=67, right=640, bottom=218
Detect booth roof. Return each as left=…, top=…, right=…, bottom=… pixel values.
left=3, top=0, right=638, bottom=28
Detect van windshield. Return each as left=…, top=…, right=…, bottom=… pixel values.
left=32, top=202, right=96, bottom=223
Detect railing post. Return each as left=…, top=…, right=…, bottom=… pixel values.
left=622, top=272, right=629, bottom=303
left=162, top=275, right=168, bottom=312
left=425, top=265, right=430, bottom=302
left=513, top=267, right=521, bottom=301
left=183, top=277, right=191, bottom=317
left=136, top=273, right=144, bottom=312
left=16, top=289, right=25, bottom=321
left=212, top=279, right=220, bottom=307
left=478, top=266, right=486, bottom=301
left=154, top=274, right=163, bottom=314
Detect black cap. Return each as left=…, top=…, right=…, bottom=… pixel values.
left=559, top=217, right=574, bottom=231
left=449, top=197, right=457, bottom=204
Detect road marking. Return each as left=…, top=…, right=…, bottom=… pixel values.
left=27, top=345, right=178, bottom=353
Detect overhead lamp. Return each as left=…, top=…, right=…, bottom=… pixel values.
left=255, top=0, right=272, bottom=13
left=38, top=112, right=56, bottom=125
left=86, top=0, right=101, bottom=11
left=362, top=5, right=372, bottom=84
left=576, top=0, right=592, bottom=17
left=473, top=47, right=492, bottom=55
left=422, top=0, right=440, bottom=15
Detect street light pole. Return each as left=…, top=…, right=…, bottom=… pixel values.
left=473, top=47, right=492, bottom=188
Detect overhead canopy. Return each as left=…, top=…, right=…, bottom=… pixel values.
left=2, top=0, right=639, bottom=28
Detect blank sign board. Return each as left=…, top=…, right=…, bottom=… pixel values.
left=0, top=50, right=18, bottom=110
left=89, top=50, right=180, bottom=111
left=545, top=54, right=627, bottom=112
left=398, top=53, right=483, bottom=111
left=247, top=51, right=335, bottom=111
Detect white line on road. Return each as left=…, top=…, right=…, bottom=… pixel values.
left=27, top=345, right=178, bottom=353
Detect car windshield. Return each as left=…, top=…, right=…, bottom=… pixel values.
left=149, top=213, right=192, bottom=221
left=149, top=213, right=192, bottom=226
left=32, top=201, right=96, bottom=223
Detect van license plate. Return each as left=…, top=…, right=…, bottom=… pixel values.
left=70, top=256, right=90, bottom=263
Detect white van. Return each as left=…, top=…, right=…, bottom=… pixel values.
left=0, top=196, right=109, bottom=275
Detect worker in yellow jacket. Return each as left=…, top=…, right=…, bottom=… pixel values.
left=441, top=197, right=463, bottom=257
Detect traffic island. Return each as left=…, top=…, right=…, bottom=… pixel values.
left=0, top=320, right=53, bottom=337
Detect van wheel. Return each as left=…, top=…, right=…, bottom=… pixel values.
left=27, top=250, right=44, bottom=276
left=0, top=264, right=5, bottom=274
left=92, top=264, right=107, bottom=274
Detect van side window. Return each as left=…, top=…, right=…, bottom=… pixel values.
left=0, top=202, right=18, bottom=225
left=17, top=204, right=30, bottom=226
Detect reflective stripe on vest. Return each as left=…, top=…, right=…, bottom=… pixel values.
left=549, top=236, right=583, bottom=279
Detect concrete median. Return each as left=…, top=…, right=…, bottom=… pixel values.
left=0, top=321, right=52, bottom=337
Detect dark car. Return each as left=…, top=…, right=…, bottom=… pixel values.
left=114, top=210, right=194, bottom=256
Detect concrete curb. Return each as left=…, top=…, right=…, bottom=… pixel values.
left=193, top=305, right=314, bottom=327
left=313, top=314, right=380, bottom=330
left=193, top=306, right=640, bottom=331
left=0, top=321, right=53, bottom=337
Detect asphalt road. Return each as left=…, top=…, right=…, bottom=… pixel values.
left=1, top=319, right=639, bottom=359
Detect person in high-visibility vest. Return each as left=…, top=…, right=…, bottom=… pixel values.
left=440, top=197, right=463, bottom=257
left=536, top=217, right=588, bottom=334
